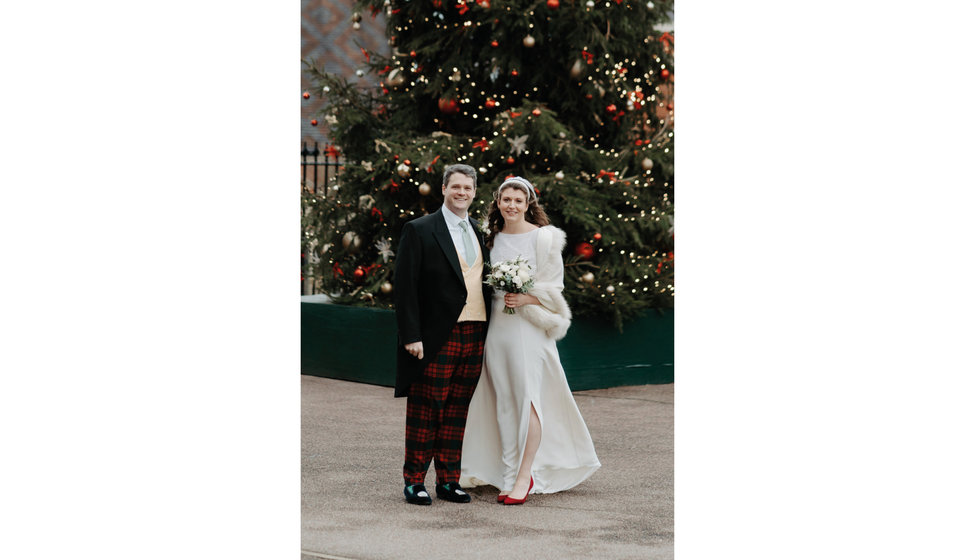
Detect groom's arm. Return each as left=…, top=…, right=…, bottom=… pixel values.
left=394, top=222, right=423, bottom=347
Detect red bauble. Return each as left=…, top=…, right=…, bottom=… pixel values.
left=410, top=50, right=417, bottom=57
left=660, top=68, right=671, bottom=79
left=506, top=156, right=515, bottom=164
left=485, top=98, right=497, bottom=109
left=437, top=97, right=459, bottom=114
left=593, top=233, right=602, bottom=241
left=574, top=242, right=595, bottom=260
left=510, top=69, right=519, bottom=76
left=585, top=93, right=593, bottom=99
left=531, top=108, right=541, bottom=116
left=491, top=40, right=499, bottom=47
left=547, top=0, right=560, bottom=7
left=310, top=119, right=318, bottom=126
left=605, top=104, right=617, bottom=113
left=667, top=102, right=674, bottom=111
left=302, top=91, right=310, bottom=99
left=353, top=266, right=367, bottom=282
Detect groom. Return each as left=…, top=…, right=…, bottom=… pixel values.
left=393, top=163, right=492, bottom=506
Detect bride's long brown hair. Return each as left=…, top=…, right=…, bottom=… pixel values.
left=485, top=177, right=550, bottom=249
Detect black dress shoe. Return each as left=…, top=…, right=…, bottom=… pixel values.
left=404, top=484, right=432, bottom=505
left=435, top=481, right=471, bottom=503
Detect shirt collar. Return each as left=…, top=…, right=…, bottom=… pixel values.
left=441, top=203, right=469, bottom=229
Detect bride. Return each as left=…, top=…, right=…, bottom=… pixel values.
left=460, top=176, right=600, bottom=505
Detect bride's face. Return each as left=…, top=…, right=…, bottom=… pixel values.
left=497, top=186, right=529, bottom=225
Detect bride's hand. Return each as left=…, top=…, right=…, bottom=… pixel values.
left=504, top=293, right=537, bottom=308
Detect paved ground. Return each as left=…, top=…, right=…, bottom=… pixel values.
left=301, top=375, right=673, bottom=560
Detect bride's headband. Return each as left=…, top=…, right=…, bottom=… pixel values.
left=496, top=176, right=537, bottom=204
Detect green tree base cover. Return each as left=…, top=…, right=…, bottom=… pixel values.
left=303, top=0, right=673, bottom=330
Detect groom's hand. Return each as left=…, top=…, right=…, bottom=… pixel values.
left=404, top=342, right=424, bottom=360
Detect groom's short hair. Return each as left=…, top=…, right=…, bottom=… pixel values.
left=442, top=163, right=478, bottom=188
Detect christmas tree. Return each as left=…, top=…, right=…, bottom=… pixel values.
left=303, top=0, right=673, bottom=330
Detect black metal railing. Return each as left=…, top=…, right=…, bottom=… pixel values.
left=301, top=141, right=344, bottom=195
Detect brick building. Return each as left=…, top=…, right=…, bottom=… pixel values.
left=301, top=0, right=389, bottom=146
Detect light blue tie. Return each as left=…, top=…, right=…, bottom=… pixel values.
left=459, top=220, right=476, bottom=267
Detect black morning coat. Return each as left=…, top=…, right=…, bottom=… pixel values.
left=393, top=210, right=493, bottom=397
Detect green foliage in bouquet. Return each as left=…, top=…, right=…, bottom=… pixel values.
left=303, top=0, right=674, bottom=330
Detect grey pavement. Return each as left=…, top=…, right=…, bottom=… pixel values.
left=301, top=375, right=673, bottom=560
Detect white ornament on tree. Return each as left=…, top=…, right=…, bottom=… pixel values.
left=375, top=239, right=395, bottom=263
left=555, top=170, right=565, bottom=180
left=507, top=134, right=529, bottom=156
left=523, top=35, right=535, bottom=48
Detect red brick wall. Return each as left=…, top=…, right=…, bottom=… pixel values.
left=301, top=0, right=389, bottom=146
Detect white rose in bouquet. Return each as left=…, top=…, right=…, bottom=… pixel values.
left=484, top=254, right=535, bottom=314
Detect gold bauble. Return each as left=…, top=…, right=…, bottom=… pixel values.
left=418, top=182, right=432, bottom=196
left=570, top=59, right=585, bottom=79
left=381, top=281, right=393, bottom=294
left=606, top=285, right=615, bottom=293
left=642, top=157, right=654, bottom=171
left=396, top=162, right=411, bottom=177
left=386, top=68, right=406, bottom=87
left=523, top=35, right=535, bottom=48
left=342, top=231, right=362, bottom=252
left=555, top=170, right=565, bottom=180
left=582, top=272, right=595, bottom=284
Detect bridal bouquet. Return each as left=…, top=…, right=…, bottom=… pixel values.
left=485, top=255, right=535, bottom=314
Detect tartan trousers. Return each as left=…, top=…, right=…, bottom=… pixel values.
left=403, top=321, right=486, bottom=486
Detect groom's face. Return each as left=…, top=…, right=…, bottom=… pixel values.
left=442, top=172, right=476, bottom=216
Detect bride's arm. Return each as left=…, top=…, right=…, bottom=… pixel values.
left=527, top=227, right=567, bottom=314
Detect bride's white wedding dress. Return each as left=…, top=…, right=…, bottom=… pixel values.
left=460, top=226, right=600, bottom=494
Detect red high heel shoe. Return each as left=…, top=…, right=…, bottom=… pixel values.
left=502, top=477, right=533, bottom=505
left=497, top=494, right=507, bottom=503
